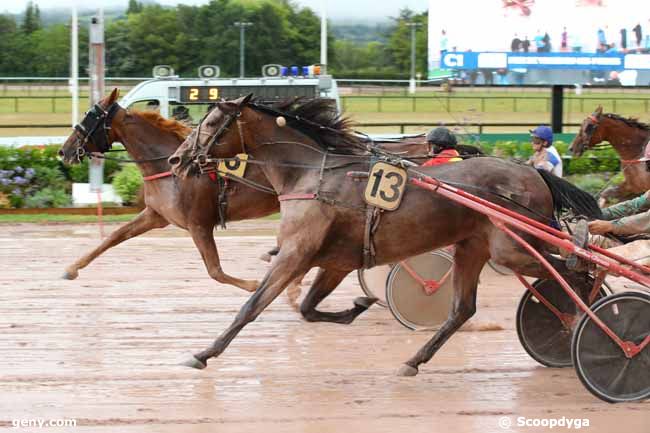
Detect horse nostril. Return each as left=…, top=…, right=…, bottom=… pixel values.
left=58, top=149, right=64, bottom=157
left=168, top=156, right=181, bottom=166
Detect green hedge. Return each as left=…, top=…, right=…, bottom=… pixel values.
left=0, top=145, right=126, bottom=208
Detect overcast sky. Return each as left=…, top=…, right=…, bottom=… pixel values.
left=1, top=0, right=429, bottom=20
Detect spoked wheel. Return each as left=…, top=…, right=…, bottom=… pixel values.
left=386, top=250, right=454, bottom=331
left=516, top=278, right=611, bottom=368
left=572, top=291, right=650, bottom=403
left=487, top=260, right=513, bottom=276
left=357, top=265, right=393, bottom=308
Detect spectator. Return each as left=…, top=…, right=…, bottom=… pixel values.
left=607, top=71, right=622, bottom=86
left=542, top=32, right=551, bottom=52
left=561, top=27, right=568, bottom=51
left=633, top=23, right=643, bottom=49
left=522, top=36, right=531, bottom=52
left=597, top=27, right=606, bottom=48
left=534, top=30, right=545, bottom=52
left=481, top=69, right=494, bottom=85
left=620, top=27, right=628, bottom=51
left=171, top=105, right=193, bottom=125
left=511, top=34, right=522, bottom=52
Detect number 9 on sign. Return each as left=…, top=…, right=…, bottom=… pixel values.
left=218, top=153, right=248, bottom=178
left=364, top=162, right=407, bottom=211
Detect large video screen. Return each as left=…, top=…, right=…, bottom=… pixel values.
left=428, top=0, right=650, bottom=85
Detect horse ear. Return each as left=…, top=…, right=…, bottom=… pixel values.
left=217, top=100, right=238, bottom=114
left=241, top=93, right=253, bottom=105
left=595, top=105, right=603, bottom=116
left=107, top=88, right=120, bottom=105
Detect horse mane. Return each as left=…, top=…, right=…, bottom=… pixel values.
left=250, top=97, right=366, bottom=155
left=130, top=110, right=192, bottom=141
left=603, top=113, right=650, bottom=132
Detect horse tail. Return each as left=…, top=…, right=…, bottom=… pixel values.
left=536, top=169, right=602, bottom=219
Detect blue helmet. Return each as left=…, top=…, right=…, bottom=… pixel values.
left=530, top=125, right=553, bottom=145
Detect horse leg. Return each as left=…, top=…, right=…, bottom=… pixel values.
left=299, top=268, right=377, bottom=324
left=397, top=237, right=489, bottom=376
left=188, top=223, right=259, bottom=292
left=182, top=241, right=314, bottom=369
left=63, top=207, right=168, bottom=280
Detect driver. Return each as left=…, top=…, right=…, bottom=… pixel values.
left=422, top=127, right=462, bottom=167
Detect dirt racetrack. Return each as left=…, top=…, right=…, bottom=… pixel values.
left=0, top=221, right=648, bottom=433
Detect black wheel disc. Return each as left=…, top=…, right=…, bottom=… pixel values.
left=516, top=278, right=610, bottom=368
left=572, top=292, right=650, bottom=403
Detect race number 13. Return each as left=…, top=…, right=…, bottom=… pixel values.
left=364, top=161, right=407, bottom=211
left=218, top=153, right=248, bottom=178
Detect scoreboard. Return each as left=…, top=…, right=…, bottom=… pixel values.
left=179, top=85, right=318, bottom=103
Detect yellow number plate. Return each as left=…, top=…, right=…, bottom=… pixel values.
left=218, top=153, right=248, bottom=178
left=364, top=161, right=407, bottom=211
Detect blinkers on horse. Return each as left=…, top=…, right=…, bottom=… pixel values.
left=71, top=103, right=120, bottom=159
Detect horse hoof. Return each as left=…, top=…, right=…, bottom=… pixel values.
left=180, top=355, right=207, bottom=370
left=353, top=296, right=378, bottom=310
left=396, top=364, right=419, bottom=377
left=259, top=252, right=272, bottom=263
left=62, top=270, right=78, bottom=280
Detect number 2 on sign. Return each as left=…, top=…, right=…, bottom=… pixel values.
left=364, top=162, right=407, bottom=211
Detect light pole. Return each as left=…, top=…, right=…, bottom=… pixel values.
left=406, top=21, right=422, bottom=95
left=234, top=21, right=253, bottom=78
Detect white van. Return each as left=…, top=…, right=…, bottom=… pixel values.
left=119, top=70, right=340, bottom=124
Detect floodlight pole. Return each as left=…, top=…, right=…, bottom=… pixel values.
left=407, top=22, right=422, bottom=95
left=70, top=6, right=79, bottom=126
left=89, top=9, right=105, bottom=237
left=320, top=1, right=327, bottom=74
left=234, top=21, right=253, bottom=78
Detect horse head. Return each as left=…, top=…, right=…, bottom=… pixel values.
left=59, top=88, right=122, bottom=164
left=570, top=105, right=603, bottom=157
left=169, top=94, right=254, bottom=178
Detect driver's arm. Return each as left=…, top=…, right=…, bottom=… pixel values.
left=601, top=191, right=650, bottom=220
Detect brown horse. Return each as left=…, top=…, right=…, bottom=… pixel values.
left=168, top=95, right=600, bottom=372
left=570, top=106, right=650, bottom=202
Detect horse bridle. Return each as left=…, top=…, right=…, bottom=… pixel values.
left=72, top=102, right=120, bottom=160
left=192, top=108, right=241, bottom=168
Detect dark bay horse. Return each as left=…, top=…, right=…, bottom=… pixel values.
left=570, top=106, right=650, bottom=202
left=168, top=95, right=599, bottom=373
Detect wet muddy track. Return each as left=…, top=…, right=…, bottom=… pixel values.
left=0, top=222, right=647, bottom=432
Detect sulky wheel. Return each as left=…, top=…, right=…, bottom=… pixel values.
left=357, top=265, right=393, bottom=308
left=386, top=249, right=455, bottom=331
left=516, top=278, right=611, bottom=368
left=572, top=291, right=650, bottom=403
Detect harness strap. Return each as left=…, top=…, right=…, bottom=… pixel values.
left=143, top=171, right=173, bottom=181
left=363, top=206, right=381, bottom=269
left=278, top=193, right=318, bottom=201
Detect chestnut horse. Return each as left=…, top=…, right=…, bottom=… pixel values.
left=168, top=95, right=600, bottom=373
left=570, top=106, right=650, bottom=202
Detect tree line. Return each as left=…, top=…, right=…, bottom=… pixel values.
left=0, top=0, right=428, bottom=80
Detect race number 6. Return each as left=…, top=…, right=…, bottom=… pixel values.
left=364, top=161, right=407, bottom=211
left=217, top=153, right=248, bottom=178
